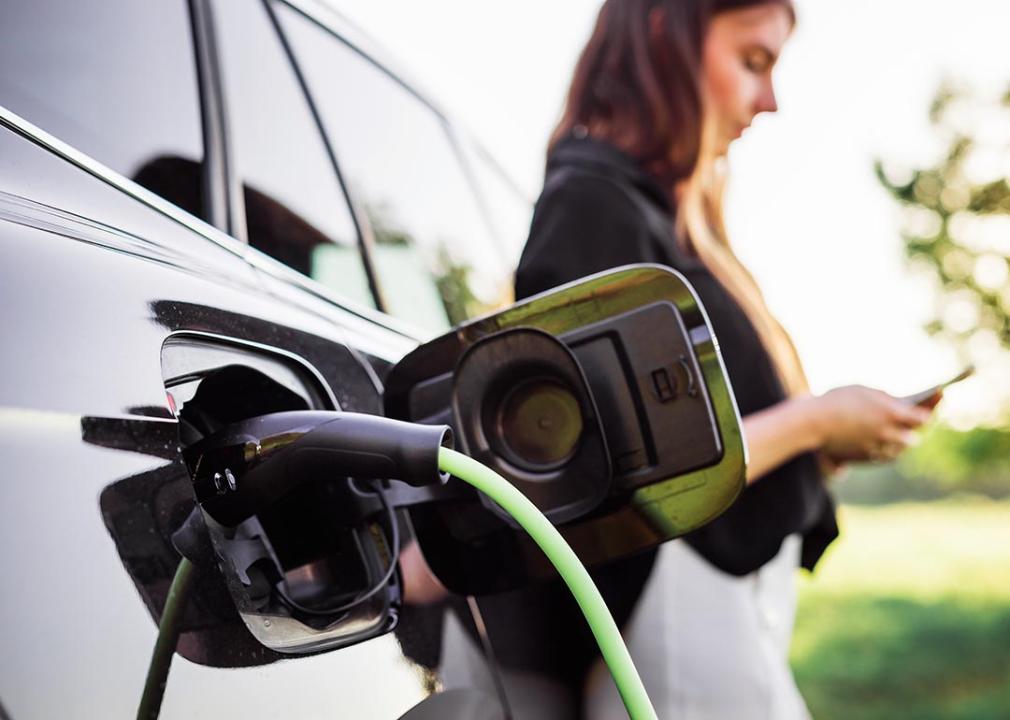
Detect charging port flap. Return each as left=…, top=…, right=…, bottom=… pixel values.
left=383, top=264, right=745, bottom=595
left=157, top=334, right=400, bottom=658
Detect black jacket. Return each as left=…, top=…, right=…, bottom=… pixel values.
left=465, top=134, right=837, bottom=690
left=516, top=133, right=838, bottom=576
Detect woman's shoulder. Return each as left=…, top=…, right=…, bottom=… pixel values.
left=542, top=136, right=662, bottom=205
left=531, top=137, right=677, bottom=251
left=517, top=148, right=703, bottom=298
left=517, top=171, right=666, bottom=298
left=535, top=164, right=643, bottom=227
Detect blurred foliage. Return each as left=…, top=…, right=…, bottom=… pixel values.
left=901, top=423, right=1010, bottom=492
left=876, top=81, right=1010, bottom=353
left=873, top=83, right=1010, bottom=497
left=367, top=199, right=411, bottom=247
left=432, top=244, right=482, bottom=326
left=836, top=423, right=1010, bottom=504
left=834, top=463, right=950, bottom=505
left=793, top=502, right=1010, bottom=719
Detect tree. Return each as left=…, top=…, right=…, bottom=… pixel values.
left=859, top=82, right=1010, bottom=500
left=876, top=82, right=1010, bottom=363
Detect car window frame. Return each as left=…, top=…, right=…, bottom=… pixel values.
left=205, top=0, right=386, bottom=312
left=271, top=0, right=516, bottom=328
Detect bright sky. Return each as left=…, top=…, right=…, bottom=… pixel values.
left=330, top=0, right=1010, bottom=424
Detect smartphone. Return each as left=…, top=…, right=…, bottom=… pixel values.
left=901, top=365, right=975, bottom=406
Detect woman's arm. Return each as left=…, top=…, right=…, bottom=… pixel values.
left=742, top=396, right=823, bottom=484
left=743, top=386, right=935, bottom=485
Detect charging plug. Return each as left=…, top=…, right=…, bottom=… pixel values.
left=183, top=411, right=453, bottom=526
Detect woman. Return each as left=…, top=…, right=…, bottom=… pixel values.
left=489, top=0, right=934, bottom=717
left=427, top=1, right=934, bottom=717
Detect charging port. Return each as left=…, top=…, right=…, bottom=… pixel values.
left=163, top=335, right=400, bottom=655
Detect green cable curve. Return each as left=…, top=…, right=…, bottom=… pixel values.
left=438, top=447, right=658, bottom=720
left=137, top=556, right=196, bottom=720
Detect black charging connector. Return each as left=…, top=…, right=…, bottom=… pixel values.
left=183, top=410, right=453, bottom=527
left=139, top=411, right=455, bottom=719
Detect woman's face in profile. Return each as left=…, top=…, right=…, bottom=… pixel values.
left=701, top=3, right=793, bottom=155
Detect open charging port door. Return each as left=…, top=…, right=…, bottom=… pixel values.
left=384, top=264, right=747, bottom=595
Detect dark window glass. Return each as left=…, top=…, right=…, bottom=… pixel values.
left=0, top=0, right=206, bottom=219
left=275, top=4, right=512, bottom=334
left=213, top=0, right=373, bottom=309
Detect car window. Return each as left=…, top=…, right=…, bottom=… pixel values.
left=274, top=3, right=513, bottom=334
left=212, top=0, right=374, bottom=309
left=0, top=0, right=206, bottom=220
left=459, top=136, right=534, bottom=280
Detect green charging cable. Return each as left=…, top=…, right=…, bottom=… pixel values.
left=438, top=447, right=658, bottom=720
left=137, top=556, right=195, bottom=720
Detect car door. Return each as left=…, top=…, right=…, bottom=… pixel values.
left=0, top=0, right=436, bottom=717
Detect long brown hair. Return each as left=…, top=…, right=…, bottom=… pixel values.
left=551, top=0, right=807, bottom=396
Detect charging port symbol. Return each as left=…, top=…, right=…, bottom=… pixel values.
left=651, top=368, right=677, bottom=402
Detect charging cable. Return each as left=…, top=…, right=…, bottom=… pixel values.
left=137, top=556, right=195, bottom=720
left=438, top=447, right=657, bottom=720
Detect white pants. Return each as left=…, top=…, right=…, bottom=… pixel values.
left=440, top=535, right=811, bottom=720
left=584, top=536, right=811, bottom=720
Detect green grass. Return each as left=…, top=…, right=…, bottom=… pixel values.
left=792, top=501, right=1010, bottom=719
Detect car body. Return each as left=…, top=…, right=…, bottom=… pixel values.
left=0, top=0, right=530, bottom=717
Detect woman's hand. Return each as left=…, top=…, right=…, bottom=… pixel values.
left=743, top=385, right=936, bottom=484
left=805, top=385, right=934, bottom=463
